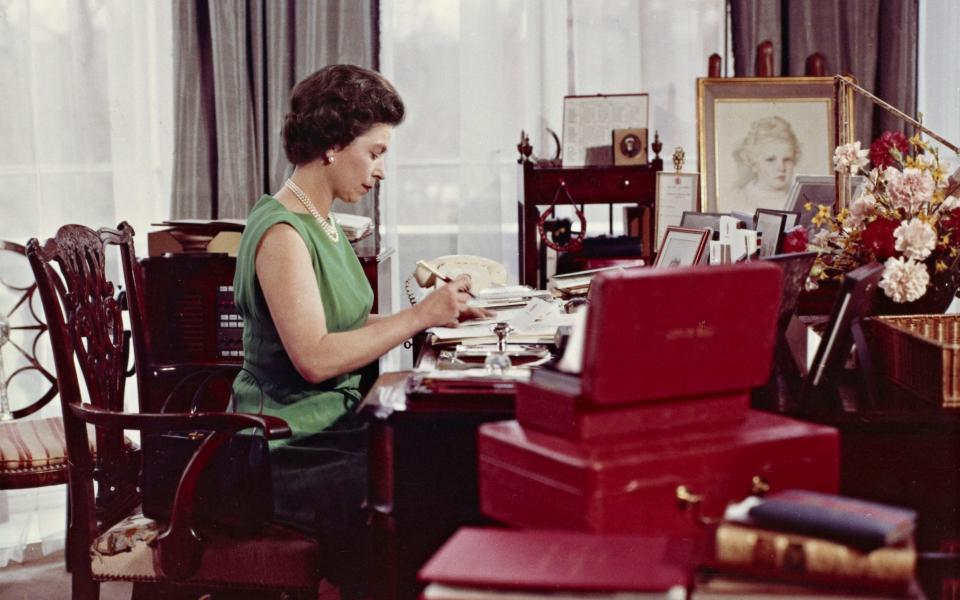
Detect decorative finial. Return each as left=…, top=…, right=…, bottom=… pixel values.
left=672, top=147, right=685, bottom=173
left=651, top=131, right=663, bottom=162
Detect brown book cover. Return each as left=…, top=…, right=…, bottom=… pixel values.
left=708, top=522, right=916, bottom=595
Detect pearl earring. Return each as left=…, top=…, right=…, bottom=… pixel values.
left=326, top=154, right=335, bottom=164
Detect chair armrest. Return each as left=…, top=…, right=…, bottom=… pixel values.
left=69, top=403, right=293, bottom=580
left=68, top=403, right=292, bottom=439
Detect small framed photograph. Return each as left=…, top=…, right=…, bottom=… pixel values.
left=678, top=210, right=724, bottom=238
left=755, top=209, right=788, bottom=257
left=784, top=174, right=866, bottom=229
left=613, top=128, right=648, bottom=165
left=759, top=208, right=801, bottom=230
left=657, top=173, right=700, bottom=247
left=654, top=226, right=710, bottom=268
left=563, top=94, right=649, bottom=167
left=697, top=77, right=837, bottom=214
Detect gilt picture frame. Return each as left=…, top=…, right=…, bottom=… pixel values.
left=697, top=77, right=837, bottom=215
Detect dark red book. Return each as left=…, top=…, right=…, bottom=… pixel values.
left=746, top=489, right=917, bottom=551
left=418, top=527, right=692, bottom=593
left=515, top=378, right=748, bottom=440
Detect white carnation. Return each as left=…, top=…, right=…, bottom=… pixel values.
left=879, top=257, right=930, bottom=303
left=893, top=218, right=937, bottom=260
left=886, top=167, right=935, bottom=213
left=843, top=193, right=877, bottom=228
left=833, top=142, right=870, bottom=175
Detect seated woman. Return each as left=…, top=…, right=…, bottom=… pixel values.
left=231, top=64, right=490, bottom=598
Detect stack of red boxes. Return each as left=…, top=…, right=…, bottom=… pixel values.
left=478, top=262, right=840, bottom=540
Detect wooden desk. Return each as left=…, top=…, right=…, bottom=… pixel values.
left=361, top=370, right=960, bottom=600
left=360, top=372, right=513, bottom=600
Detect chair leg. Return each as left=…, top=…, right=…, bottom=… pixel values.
left=64, top=489, right=72, bottom=573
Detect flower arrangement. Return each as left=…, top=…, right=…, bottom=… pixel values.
left=793, top=131, right=960, bottom=304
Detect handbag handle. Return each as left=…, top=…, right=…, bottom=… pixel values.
left=160, top=366, right=265, bottom=417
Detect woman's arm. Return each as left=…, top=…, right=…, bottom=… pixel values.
left=256, top=224, right=481, bottom=383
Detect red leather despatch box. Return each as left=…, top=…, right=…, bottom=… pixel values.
left=578, top=262, right=781, bottom=406
left=478, top=410, right=838, bottom=537
left=515, top=376, right=750, bottom=441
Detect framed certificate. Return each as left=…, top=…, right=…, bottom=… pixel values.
left=562, top=94, right=649, bottom=167
left=655, top=172, right=700, bottom=249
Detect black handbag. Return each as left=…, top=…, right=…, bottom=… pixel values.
left=141, top=367, right=273, bottom=533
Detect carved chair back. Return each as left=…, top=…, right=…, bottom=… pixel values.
left=28, top=223, right=321, bottom=599
left=26, top=224, right=141, bottom=525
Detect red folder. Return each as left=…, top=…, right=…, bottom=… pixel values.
left=578, top=262, right=781, bottom=406
left=418, top=527, right=692, bottom=593
left=479, top=410, right=838, bottom=537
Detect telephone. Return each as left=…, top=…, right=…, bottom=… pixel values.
left=405, top=255, right=507, bottom=305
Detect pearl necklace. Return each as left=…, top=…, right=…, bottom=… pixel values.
left=284, top=179, right=339, bottom=243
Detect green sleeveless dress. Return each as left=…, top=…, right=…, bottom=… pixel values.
left=232, top=195, right=374, bottom=595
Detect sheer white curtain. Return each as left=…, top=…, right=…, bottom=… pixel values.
left=0, top=0, right=173, bottom=566
left=918, top=0, right=960, bottom=171
left=379, top=0, right=726, bottom=368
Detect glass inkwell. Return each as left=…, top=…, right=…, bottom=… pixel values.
left=484, top=321, right=515, bottom=373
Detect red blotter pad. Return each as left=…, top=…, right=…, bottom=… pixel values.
left=478, top=410, right=838, bottom=537
left=577, top=262, right=781, bottom=406
left=515, top=377, right=749, bottom=441
left=418, top=527, right=692, bottom=593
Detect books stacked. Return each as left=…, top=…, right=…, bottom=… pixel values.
left=331, top=211, right=373, bottom=241
left=418, top=527, right=690, bottom=600
left=547, top=264, right=643, bottom=298
left=705, top=490, right=919, bottom=597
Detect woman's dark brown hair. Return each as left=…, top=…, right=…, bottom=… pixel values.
left=282, top=64, right=405, bottom=166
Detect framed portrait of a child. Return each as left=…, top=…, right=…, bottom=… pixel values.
left=697, top=77, right=837, bottom=215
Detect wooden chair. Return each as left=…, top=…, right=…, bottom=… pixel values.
left=0, top=241, right=63, bottom=490
left=27, top=223, right=322, bottom=599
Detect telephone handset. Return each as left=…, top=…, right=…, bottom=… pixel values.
left=405, top=255, right=507, bottom=305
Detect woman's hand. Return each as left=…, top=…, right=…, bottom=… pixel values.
left=414, top=275, right=490, bottom=328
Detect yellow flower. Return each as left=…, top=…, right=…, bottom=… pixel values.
left=936, top=260, right=948, bottom=273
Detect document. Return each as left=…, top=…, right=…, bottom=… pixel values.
left=428, top=298, right=575, bottom=347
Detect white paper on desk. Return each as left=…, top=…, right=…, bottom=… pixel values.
left=428, top=298, right=565, bottom=342
left=507, top=297, right=556, bottom=331
left=556, top=307, right=587, bottom=373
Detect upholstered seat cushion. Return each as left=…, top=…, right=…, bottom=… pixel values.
left=0, top=417, right=69, bottom=486
left=91, top=512, right=320, bottom=591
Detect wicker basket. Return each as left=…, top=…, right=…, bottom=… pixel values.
left=868, top=314, right=960, bottom=408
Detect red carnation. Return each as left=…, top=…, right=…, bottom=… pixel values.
left=869, top=131, right=909, bottom=169
left=860, top=216, right=900, bottom=260
left=781, top=226, right=809, bottom=253
left=941, top=207, right=960, bottom=232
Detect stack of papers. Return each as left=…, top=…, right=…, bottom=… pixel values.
left=548, top=264, right=643, bottom=298
left=428, top=297, right=576, bottom=347
left=332, top=212, right=374, bottom=242
left=472, top=285, right=554, bottom=310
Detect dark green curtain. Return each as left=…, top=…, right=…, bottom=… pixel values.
left=729, top=0, right=918, bottom=144
left=171, top=0, right=377, bottom=219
